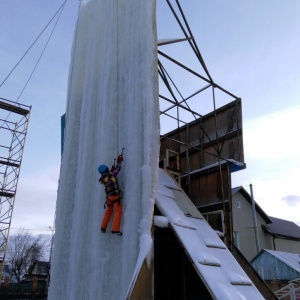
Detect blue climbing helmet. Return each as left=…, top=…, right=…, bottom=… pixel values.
left=98, top=164, right=108, bottom=174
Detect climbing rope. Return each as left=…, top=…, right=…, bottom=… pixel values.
left=116, top=0, right=120, bottom=156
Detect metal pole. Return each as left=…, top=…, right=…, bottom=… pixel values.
left=250, top=184, right=260, bottom=254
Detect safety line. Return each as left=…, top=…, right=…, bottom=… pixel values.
left=116, top=0, right=120, bottom=155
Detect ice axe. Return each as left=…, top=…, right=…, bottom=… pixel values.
left=117, top=147, right=125, bottom=162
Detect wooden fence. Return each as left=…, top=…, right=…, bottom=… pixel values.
left=0, top=277, right=47, bottom=300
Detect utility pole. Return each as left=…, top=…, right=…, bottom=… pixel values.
left=250, top=184, right=260, bottom=254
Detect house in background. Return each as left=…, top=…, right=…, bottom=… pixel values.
left=231, top=186, right=300, bottom=261
left=251, top=249, right=300, bottom=294
left=1, top=265, right=13, bottom=283
left=22, top=261, right=49, bottom=283
left=262, top=216, right=300, bottom=253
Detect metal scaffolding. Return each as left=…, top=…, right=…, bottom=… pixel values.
left=158, top=1, right=245, bottom=247
left=158, top=0, right=240, bottom=139
left=0, top=97, right=31, bottom=281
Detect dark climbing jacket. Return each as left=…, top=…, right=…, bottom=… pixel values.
left=99, top=163, right=121, bottom=197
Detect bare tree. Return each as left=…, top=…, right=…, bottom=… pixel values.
left=6, top=229, right=47, bottom=283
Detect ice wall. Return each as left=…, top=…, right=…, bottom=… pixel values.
left=48, top=1, right=159, bottom=299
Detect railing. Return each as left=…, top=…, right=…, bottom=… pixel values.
left=275, top=278, right=300, bottom=300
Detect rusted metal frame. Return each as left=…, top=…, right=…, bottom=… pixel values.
left=183, top=84, right=211, bottom=104
left=165, top=0, right=213, bottom=83
left=159, top=50, right=239, bottom=100
left=198, top=119, right=204, bottom=168
left=160, top=111, right=188, bottom=126
left=159, top=60, right=187, bottom=109
left=235, top=101, right=242, bottom=162
left=198, top=129, right=242, bottom=152
left=158, top=60, right=180, bottom=107
left=175, top=0, right=214, bottom=82
left=175, top=105, right=180, bottom=152
left=162, top=135, right=238, bottom=164
left=158, top=49, right=211, bottom=84
left=214, top=84, right=239, bottom=101
left=185, top=123, right=191, bottom=194
left=159, top=94, right=202, bottom=118
left=160, top=83, right=210, bottom=117
left=160, top=101, right=220, bottom=155
left=211, top=85, right=228, bottom=244
left=212, top=86, right=221, bottom=158
left=158, top=60, right=177, bottom=101
left=159, top=60, right=199, bottom=121
left=227, top=163, right=233, bottom=245
left=217, top=104, right=239, bottom=155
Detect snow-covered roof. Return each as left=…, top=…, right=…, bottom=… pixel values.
left=264, top=249, right=300, bottom=274
left=156, top=168, right=264, bottom=299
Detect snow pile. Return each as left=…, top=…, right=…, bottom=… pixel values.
left=153, top=215, right=169, bottom=228
left=48, top=1, right=159, bottom=299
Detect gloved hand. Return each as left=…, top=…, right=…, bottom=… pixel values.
left=117, top=155, right=123, bottom=162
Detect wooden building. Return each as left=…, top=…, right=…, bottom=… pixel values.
left=159, top=98, right=245, bottom=246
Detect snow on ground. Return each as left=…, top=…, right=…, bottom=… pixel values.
left=48, top=1, right=159, bottom=299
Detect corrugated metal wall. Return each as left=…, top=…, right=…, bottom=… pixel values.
left=252, top=251, right=300, bottom=281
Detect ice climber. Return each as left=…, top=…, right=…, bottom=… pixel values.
left=98, top=154, right=123, bottom=236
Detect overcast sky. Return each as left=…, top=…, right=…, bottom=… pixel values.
left=0, top=0, right=299, bottom=235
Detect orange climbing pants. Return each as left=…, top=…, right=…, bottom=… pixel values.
left=101, top=195, right=122, bottom=232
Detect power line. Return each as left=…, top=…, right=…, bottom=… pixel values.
left=0, top=0, right=67, bottom=130
left=0, top=0, right=68, bottom=90
left=15, top=1, right=67, bottom=103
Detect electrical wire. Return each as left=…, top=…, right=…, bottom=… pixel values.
left=0, top=0, right=68, bottom=89
left=0, top=0, right=68, bottom=130
left=16, top=1, right=67, bottom=103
